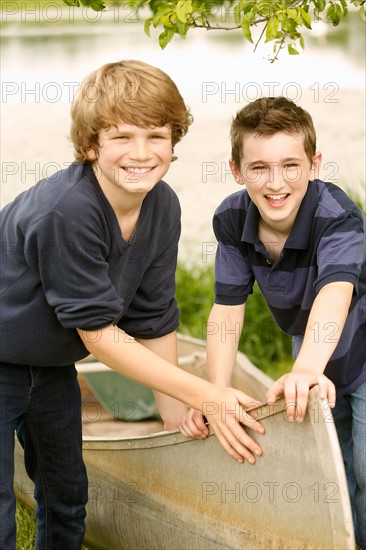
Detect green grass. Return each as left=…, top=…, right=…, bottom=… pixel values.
left=16, top=501, right=92, bottom=549
left=16, top=501, right=36, bottom=550
left=176, top=262, right=293, bottom=380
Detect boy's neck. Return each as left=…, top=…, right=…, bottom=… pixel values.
left=92, top=164, right=147, bottom=216
left=258, top=219, right=291, bottom=261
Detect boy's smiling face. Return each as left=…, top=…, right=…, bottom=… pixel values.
left=230, top=131, right=322, bottom=235
left=87, top=123, right=173, bottom=200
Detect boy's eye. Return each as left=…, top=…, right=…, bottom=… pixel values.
left=284, top=163, right=298, bottom=168
left=252, top=165, right=266, bottom=171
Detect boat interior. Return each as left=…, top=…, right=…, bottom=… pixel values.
left=79, top=377, right=166, bottom=438
left=77, top=344, right=208, bottom=439
left=76, top=335, right=274, bottom=441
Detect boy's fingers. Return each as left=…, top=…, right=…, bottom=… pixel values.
left=209, top=421, right=264, bottom=462
left=180, top=410, right=209, bottom=439
left=202, top=390, right=265, bottom=462
left=219, top=419, right=263, bottom=464
left=233, top=392, right=266, bottom=433
left=267, top=373, right=336, bottom=425
left=293, top=383, right=310, bottom=422
left=317, top=376, right=336, bottom=404
left=180, top=419, right=207, bottom=439
left=193, top=413, right=209, bottom=433
left=266, top=379, right=284, bottom=404
left=328, top=382, right=336, bottom=407
left=179, top=423, right=204, bottom=439
left=238, top=408, right=265, bottom=434
left=283, top=377, right=298, bottom=420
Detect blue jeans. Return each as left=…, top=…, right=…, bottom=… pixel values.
left=0, top=363, right=88, bottom=550
left=332, top=380, right=366, bottom=550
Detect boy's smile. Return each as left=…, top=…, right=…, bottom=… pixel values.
left=230, top=132, right=322, bottom=235
left=87, top=123, right=173, bottom=206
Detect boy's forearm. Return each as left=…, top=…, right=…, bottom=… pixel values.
left=137, top=332, right=188, bottom=425
left=76, top=325, right=219, bottom=412
left=293, top=281, right=354, bottom=375
left=206, top=303, right=245, bottom=387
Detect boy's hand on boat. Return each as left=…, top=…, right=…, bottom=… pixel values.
left=202, top=387, right=265, bottom=464
left=179, top=408, right=210, bottom=439
left=266, top=372, right=336, bottom=422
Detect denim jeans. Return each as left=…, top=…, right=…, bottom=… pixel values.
left=0, top=363, right=88, bottom=550
left=332, top=380, right=366, bottom=550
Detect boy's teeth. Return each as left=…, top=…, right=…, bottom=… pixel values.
left=267, top=194, right=288, bottom=200
left=124, top=167, right=151, bottom=173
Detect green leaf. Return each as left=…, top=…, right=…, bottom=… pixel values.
left=326, top=3, right=342, bottom=25
left=301, top=8, right=312, bottom=28
left=286, top=8, right=302, bottom=24
left=176, top=21, right=189, bottom=38
left=234, top=3, right=241, bottom=24
left=242, top=5, right=256, bottom=22
left=176, top=0, right=192, bottom=23
left=265, top=16, right=279, bottom=42
left=158, top=27, right=175, bottom=49
left=242, top=1, right=256, bottom=15
left=160, top=13, right=176, bottom=27
left=79, top=0, right=104, bottom=8
left=314, top=0, right=326, bottom=10
left=299, top=33, right=305, bottom=50
left=144, top=16, right=153, bottom=37
left=261, top=1, right=272, bottom=17
left=288, top=44, right=300, bottom=55
left=152, top=6, right=174, bottom=28
left=62, top=0, right=80, bottom=7
left=339, top=0, right=349, bottom=15
left=241, top=18, right=253, bottom=43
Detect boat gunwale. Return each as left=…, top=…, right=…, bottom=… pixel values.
left=82, top=398, right=288, bottom=449
left=79, top=333, right=276, bottom=449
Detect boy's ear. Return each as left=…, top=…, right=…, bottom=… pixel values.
left=86, top=146, right=97, bottom=161
left=310, top=151, right=322, bottom=180
left=229, top=159, right=244, bottom=185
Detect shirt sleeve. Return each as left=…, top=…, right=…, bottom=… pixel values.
left=213, top=211, right=255, bottom=305
left=314, top=211, right=366, bottom=295
left=24, top=207, right=124, bottom=330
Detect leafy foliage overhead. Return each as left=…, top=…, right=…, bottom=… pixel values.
left=62, top=0, right=365, bottom=61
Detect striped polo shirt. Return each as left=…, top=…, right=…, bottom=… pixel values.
left=213, top=179, right=366, bottom=395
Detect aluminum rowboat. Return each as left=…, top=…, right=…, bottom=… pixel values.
left=14, top=334, right=355, bottom=549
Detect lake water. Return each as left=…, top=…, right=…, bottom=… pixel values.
left=1, top=7, right=365, bottom=263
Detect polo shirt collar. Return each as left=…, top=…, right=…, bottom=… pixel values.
left=241, top=200, right=260, bottom=244
left=241, top=181, right=319, bottom=250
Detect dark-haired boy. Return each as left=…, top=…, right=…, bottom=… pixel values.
left=181, top=97, right=366, bottom=547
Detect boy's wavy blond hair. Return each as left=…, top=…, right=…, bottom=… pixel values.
left=231, top=97, right=317, bottom=167
left=70, top=60, right=193, bottom=163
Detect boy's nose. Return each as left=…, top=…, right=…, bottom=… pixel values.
left=267, top=164, right=285, bottom=190
left=129, top=139, right=151, bottom=160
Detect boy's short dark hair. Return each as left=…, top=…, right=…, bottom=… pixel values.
left=231, top=97, right=317, bottom=167
left=70, top=60, right=193, bottom=163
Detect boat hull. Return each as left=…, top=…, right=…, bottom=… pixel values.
left=14, top=335, right=355, bottom=549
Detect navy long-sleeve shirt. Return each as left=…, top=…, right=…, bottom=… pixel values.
left=1, top=163, right=181, bottom=366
